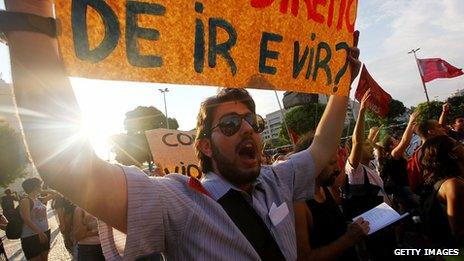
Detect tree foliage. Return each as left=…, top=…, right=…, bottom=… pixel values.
left=111, top=133, right=150, bottom=167
left=0, top=120, right=27, bottom=187
left=279, top=103, right=326, bottom=140
left=415, top=100, right=444, bottom=122
left=124, top=106, right=179, bottom=134
left=414, top=96, right=464, bottom=124
left=265, top=137, right=290, bottom=150
left=112, top=106, right=179, bottom=167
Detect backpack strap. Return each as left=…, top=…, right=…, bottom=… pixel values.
left=28, top=198, right=34, bottom=211
left=189, top=177, right=285, bottom=260
left=433, top=178, right=449, bottom=194
left=23, top=197, right=34, bottom=212
left=217, top=189, right=285, bottom=260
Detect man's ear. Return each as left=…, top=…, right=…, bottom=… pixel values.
left=198, top=138, right=213, bottom=158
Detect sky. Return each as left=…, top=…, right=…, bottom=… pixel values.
left=1, top=0, right=464, bottom=159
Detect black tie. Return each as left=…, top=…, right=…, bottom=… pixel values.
left=218, top=189, right=286, bottom=260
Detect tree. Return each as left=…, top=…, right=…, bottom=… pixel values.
left=279, top=103, right=326, bottom=140
left=0, top=120, right=27, bottom=187
left=112, top=106, right=179, bottom=167
left=415, top=101, right=444, bottom=122
left=266, top=137, right=290, bottom=150
left=111, top=133, right=150, bottom=167
left=124, top=106, right=179, bottom=134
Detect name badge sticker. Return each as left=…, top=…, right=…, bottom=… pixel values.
left=269, top=202, right=289, bottom=226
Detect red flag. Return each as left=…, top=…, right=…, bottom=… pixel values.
left=288, top=128, right=300, bottom=145
left=417, top=58, right=463, bottom=83
left=355, top=65, right=392, bottom=118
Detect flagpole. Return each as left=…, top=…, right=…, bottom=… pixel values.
left=273, top=91, right=295, bottom=146
left=408, top=48, right=430, bottom=103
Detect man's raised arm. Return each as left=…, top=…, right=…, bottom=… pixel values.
left=5, top=0, right=127, bottom=232
left=309, top=31, right=361, bottom=175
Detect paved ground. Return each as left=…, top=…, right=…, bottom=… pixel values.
left=1, top=208, right=72, bottom=260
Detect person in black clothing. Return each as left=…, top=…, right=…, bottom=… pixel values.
left=294, top=134, right=369, bottom=260
left=1, top=189, right=19, bottom=221
left=380, top=112, right=420, bottom=212
left=418, top=135, right=464, bottom=250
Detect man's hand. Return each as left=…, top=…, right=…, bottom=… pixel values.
left=442, top=103, right=450, bottom=113
left=409, top=111, right=419, bottom=125
left=41, top=189, right=62, bottom=201
left=360, top=89, right=371, bottom=111
left=439, top=103, right=450, bottom=126
left=349, top=31, right=361, bottom=85
left=345, top=217, right=370, bottom=243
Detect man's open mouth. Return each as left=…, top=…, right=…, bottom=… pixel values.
left=237, top=140, right=258, bottom=166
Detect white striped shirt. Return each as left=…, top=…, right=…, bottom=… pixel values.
left=99, top=149, right=315, bottom=260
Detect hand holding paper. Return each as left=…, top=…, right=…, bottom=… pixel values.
left=354, top=203, right=409, bottom=235
left=346, top=217, right=370, bottom=243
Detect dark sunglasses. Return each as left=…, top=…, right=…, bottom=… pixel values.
left=211, top=113, right=265, bottom=137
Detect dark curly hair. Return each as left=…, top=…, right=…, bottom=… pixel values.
left=22, top=177, right=42, bottom=194
left=416, top=119, right=438, bottom=139
left=195, top=88, right=256, bottom=174
left=420, top=135, right=460, bottom=187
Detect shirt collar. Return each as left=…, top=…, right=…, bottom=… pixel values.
left=201, top=171, right=263, bottom=201
left=201, top=172, right=234, bottom=201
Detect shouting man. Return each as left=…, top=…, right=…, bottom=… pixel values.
left=3, top=0, right=360, bottom=259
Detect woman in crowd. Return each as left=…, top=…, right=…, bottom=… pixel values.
left=380, top=112, right=420, bottom=212
left=20, top=178, right=59, bottom=261
left=345, top=90, right=391, bottom=209
left=73, top=207, right=104, bottom=260
left=419, top=135, right=464, bottom=251
left=345, top=90, right=396, bottom=260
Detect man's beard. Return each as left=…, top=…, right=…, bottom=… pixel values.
left=211, top=140, right=261, bottom=186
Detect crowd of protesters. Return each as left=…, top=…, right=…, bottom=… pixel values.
left=2, top=89, right=462, bottom=260
left=0, top=0, right=463, bottom=260
left=0, top=181, right=104, bottom=260
left=255, top=96, right=464, bottom=260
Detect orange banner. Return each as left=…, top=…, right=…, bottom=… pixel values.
left=55, top=0, right=358, bottom=95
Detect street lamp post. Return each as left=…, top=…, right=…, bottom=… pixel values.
left=158, top=88, right=170, bottom=129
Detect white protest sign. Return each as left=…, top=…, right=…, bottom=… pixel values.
left=145, top=129, right=201, bottom=178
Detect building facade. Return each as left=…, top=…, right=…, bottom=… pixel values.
left=452, top=89, right=464, bottom=97
left=261, top=109, right=286, bottom=142
left=262, top=93, right=360, bottom=142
